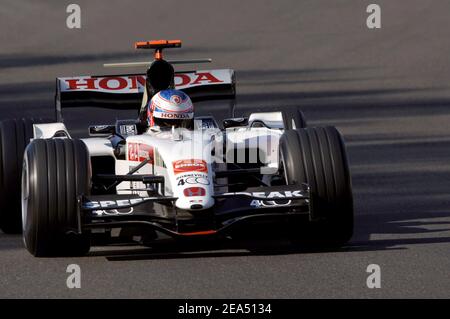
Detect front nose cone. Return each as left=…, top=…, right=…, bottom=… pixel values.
left=175, top=186, right=214, bottom=211
left=175, top=198, right=214, bottom=210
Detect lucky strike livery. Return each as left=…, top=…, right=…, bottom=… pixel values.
left=0, top=40, right=354, bottom=257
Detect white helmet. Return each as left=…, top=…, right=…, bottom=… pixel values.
left=147, top=89, right=194, bottom=129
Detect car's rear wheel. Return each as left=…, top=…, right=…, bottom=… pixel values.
left=282, top=109, right=307, bottom=129
left=279, top=126, right=353, bottom=248
left=0, top=118, right=51, bottom=233
left=22, top=139, right=91, bottom=257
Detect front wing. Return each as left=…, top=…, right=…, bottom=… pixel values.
left=79, top=184, right=310, bottom=238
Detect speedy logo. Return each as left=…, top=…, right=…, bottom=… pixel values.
left=60, top=70, right=230, bottom=93
left=83, top=198, right=151, bottom=216
left=173, top=159, right=207, bottom=174
left=128, top=143, right=154, bottom=162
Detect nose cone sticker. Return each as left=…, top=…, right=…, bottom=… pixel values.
left=173, top=159, right=207, bottom=174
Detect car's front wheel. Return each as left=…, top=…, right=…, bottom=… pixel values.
left=22, top=139, right=91, bottom=257
left=279, top=126, right=353, bottom=248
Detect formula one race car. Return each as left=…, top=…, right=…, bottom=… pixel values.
left=0, top=40, right=353, bottom=256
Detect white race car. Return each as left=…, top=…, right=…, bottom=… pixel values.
left=0, top=40, right=353, bottom=256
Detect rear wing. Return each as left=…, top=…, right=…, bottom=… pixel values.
left=55, top=69, right=235, bottom=122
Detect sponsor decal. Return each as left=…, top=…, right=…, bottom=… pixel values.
left=220, top=190, right=306, bottom=208
left=183, top=187, right=206, bottom=197
left=176, top=172, right=207, bottom=180
left=128, top=142, right=154, bottom=162
left=173, top=159, right=207, bottom=174
left=175, top=72, right=224, bottom=87
left=93, top=208, right=134, bottom=216
left=156, top=112, right=191, bottom=119
left=176, top=173, right=210, bottom=186
left=84, top=198, right=148, bottom=209
left=170, top=95, right=182, bottom=104
left=119, top=124, right=137, bottom=136
left=222, top=190, right=305, bottom=199
left=60, top=71, right=229, bottom=93
left=84, top=197, right=163, bottom=216
left=250, top=199, right=292, bottom=208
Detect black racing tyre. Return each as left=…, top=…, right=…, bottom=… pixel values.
left=282, top=109, right=307, bottom=130
left=279, top=126, right=353, bottom=248
left=22, top=139, right=91, bottom=257
left=0, top=118, right=51, bottom=233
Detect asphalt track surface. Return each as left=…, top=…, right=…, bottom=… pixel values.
left=1, top=0, right=450, bottom=298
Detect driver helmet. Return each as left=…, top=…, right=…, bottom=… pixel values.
left=147, top=89, right=194, bottom=129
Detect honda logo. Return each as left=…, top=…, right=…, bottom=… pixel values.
left=183, top=187, right=206, bottom=197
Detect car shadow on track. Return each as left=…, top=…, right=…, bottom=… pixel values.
left=92, top=211, right=450, bottom=261
left=89, top=223, right=418, bottom=262
left=0, top=232, right=23, bottom=251
left=350, top=211, right=450, bottom=251
left=347, top=132, right=450, bottom=248
left=91, top=238, right=356, bottom=262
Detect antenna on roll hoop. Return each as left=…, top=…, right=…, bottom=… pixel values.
left=134, top=39, right=182, bottom=60
left=103, top=40, right=212, bottom=68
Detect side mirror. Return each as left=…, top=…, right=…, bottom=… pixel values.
left=223, top=117, right=248, bottom=129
